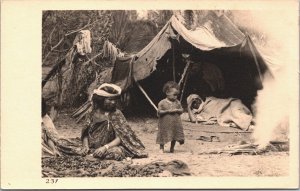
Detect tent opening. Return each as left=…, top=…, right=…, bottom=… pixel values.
left=123, top=37, right=265, bottom=117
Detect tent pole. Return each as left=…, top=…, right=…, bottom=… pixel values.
left=180, top=62, right=192, bottom=102
left=178, top=60, right=191, bottom=87
left=135, top=81, right=158, bottom=112
left=172, top=43, right=176, bottom=82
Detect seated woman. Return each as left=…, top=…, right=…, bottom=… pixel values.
left=187, top=94, right=253, bottom=131
left=80, top=83, right=148, bottom=160
left=42, top=98, right=82, bottom=156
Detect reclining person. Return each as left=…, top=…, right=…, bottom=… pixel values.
left=187, top=94, right=253, bottom=130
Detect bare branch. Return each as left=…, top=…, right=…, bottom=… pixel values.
left=43, top=25, right=57, bottom=55
left=49, top=26, right=57, bottom=47
left=65, top=19, right=92, bottom=36
left=43, top=37, right=64, bottom=63
left=42, top=11, right=51, bottom=24
left=83, top=51, right=103, bottom=66
left=42, top=19, right=100, bottom=65
left=53, top=49, right=69, bottom=53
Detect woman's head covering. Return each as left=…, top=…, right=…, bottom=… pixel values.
left=92, top=83, right=122, bottom=98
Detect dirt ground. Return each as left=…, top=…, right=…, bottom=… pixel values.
left=50, top=110, right=289, bottom=177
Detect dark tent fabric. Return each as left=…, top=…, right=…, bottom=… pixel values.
left=110, top=56, right=134, bottom=90
left=110, top=13, right=273, bottom=111
left=132, top=14, right=248, bottom=82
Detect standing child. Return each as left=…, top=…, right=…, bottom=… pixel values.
left=156, top=81, right=185, bottom=153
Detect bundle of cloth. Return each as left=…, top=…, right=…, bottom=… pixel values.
left=187, top=94, right=253, bottom=130
left=73, top=30, right=92, bottom=56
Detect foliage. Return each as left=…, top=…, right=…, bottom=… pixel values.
left=183, top=10, right=194, bottom=29
left=108, top=10, right=131, bottom=50
left=108, top=10, right=158, bottom=53
left=42, top=10, right=269, bottom=109
left=117, top=19, right=158, bottom=53
left=146, top=10, right=173, bottom=29
left=42, top=10, right=268, bottom=66
left=42, top=10, right=112, bottom=66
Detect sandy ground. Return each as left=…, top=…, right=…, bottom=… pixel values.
left=50, top=110, right=289, bottom=177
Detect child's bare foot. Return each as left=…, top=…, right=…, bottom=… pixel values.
left=170, top=140, right=176, bottom=153
left=159, top=144, right=164, bottom=154
left=170, top=148, right=174, bottom=153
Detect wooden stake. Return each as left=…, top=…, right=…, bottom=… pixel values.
left=42, top=142, right=55, bottom=156
left=135, top=81, right=158, bottom=112
left=72, top=101, right=91, bottom=117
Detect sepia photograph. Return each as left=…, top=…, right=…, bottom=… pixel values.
left=1, top=0, right=299, bottom=189
left=42, top=10, right=290, bottom=177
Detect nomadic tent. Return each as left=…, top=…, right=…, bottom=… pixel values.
left=110, top=13, right=273, bottom=114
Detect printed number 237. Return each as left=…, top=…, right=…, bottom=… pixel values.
left=46, top=179, right=58, bottom=184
